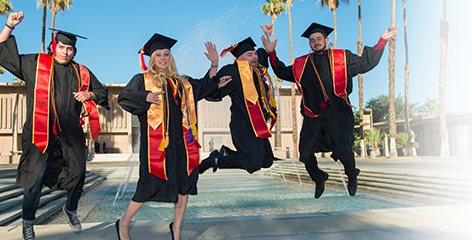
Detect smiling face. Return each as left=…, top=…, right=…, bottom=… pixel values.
left=153, top=49, right=171, bottom=70
left=53, top=41, right=75, bottom=65
left=237, top=50, right=258, bottom=66
left=309, top=32, right=329, bottom=53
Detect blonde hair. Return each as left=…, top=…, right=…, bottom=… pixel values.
left=148, top=49, right=185, bottom=87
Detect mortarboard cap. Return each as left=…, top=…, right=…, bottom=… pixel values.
left=139, top=33, right=177, bottom=57
left=301, top=23, right=334, bottom=39
left=221, top=37, right=256, bottom=58
left=49, top=28, right=87, bottom=47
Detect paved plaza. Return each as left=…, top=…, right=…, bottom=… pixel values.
left=0, top=156, right=471, bottom=239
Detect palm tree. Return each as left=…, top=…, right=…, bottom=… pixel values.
left=396, top=132, right=419, bottom=157
left=261, top=0, right=286, bottom=42
left=287, top=0, right=298, bottom=159
left=0, top=0, right=13, bottom=74
left=319, top=0, right=349, bottom=48
left=402, top=0, right=411, bottom=156
left=356, top=0, right=365, bottom=157
left=0, top=0, right=12, bottom=15
left=417, top=98, right=439, bottom=116
left=388, top=0, right=398, bottom=158
left=365, top=128, right=384, bottom=157
left=261, top=0, right=286, bottom=148
left=439, top=0, right=450, bottom=156
left=50, top=0, right=73, bottom=39
left=37, top=0, right=52, bottom=53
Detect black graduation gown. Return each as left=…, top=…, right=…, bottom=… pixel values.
left=271, top=46, right=384, bottom=181
left=0, top=36, right=110, bottom=192
left=207, top=48, right=275, bottom=174
left=117, top=73, right=218, bottom=203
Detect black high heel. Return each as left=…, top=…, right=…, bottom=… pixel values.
left=115, top=220, right=121, bottom=240
left=169, top=222, right=174, bottom=239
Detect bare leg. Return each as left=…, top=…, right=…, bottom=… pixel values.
left=119, top=200, right=144, bottom=240
left=172, top=194, right=188, bottom=240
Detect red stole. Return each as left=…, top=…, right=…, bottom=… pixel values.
left=32, top=54, right=101, bottom=153
left=32, top=54, right=53, bottom=153
left=74, top=61, right=102, bottom=140
left=236, top=60, right=271, bottom=139
left=144, top=73, right=200, bottom=180
left=180, top=79, right=200, bottom=176
left=292, top=49, right=351, bottom=118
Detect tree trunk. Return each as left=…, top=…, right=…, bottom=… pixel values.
left=388, top=0, right=398, bottom=158
left=403, top=0, right=411, bottom=156
left=41, top=5, right=47, bottom=53
left=288, top=2, right=297, bottom=159
left=333, top=9, right=337, bottom=48
left=357, top=0, right=365, bottom=157
left=439, top=0, right=450, bottom=156
left=384, top=132, right=390, bottom=157
left=270, top=17, right=282, bottom=148
left=51, top=11, right=57, bottom=40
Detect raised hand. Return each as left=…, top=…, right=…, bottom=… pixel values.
left=8, top=11, right=24, bottom=26
left=261, top=34, right=277, bottom=53
left=381, top=26, right=399, bottom=40
left=217, top=76, right=232, bottom=89
left=204, top=41, right=218, bottom=64
left=260, top=23, right=273, bottom=37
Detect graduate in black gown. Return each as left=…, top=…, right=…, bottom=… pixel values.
left=116, top=34, right=231, bottom=240
left=0, top=12, right=109, bottom=240
left=262, top=22, right=398, bottom=198
left=199, top=34, right=278, bottom=175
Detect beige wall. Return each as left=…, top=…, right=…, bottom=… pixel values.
left=197, top=86, right=302, bottom=158
left=0, top=83, right=302, bottom=159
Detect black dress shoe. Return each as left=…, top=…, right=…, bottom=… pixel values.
left=169, top=222, right=174, bottom=240
left=348, top=178, right=358, bottom=196
left=115, top=220, right=121, bottom=240
left=199, top=150, right=219, bottom=174
left=314, top=172, right=329, bottom=199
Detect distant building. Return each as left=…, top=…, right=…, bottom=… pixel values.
left=1, top=82, right=469, bottom=163
left=0, top=83, right=301, bottom=163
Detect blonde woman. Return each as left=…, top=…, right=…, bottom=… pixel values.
left=116, top=33, right=231, bottom=240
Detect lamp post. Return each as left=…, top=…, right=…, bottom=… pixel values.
left=365, top=108, right=376, bottom=158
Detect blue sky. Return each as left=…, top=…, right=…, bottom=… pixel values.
left=1, top=0, right=470, bottom=114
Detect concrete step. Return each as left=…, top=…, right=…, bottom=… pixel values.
left=264, top=162, right=472, bottom=204
left=0, top=172, right=106, bottom=226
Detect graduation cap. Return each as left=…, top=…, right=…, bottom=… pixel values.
left=220, top=37, right=256, bottom=58
left=138, top=33, right=178, bottom=71
left=49, top=28, right=87, bottom=47
left=139, top=33, right=177, bottom=57
left=301, top=23, right=334, bottom=39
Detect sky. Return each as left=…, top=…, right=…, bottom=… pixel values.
left=1, top=0, right=471, bottom=114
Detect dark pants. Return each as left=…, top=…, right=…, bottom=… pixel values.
left=217, top=139, right=273, bottom=174
left=299, top=115, right=360, bottom=183
left=22, top=140, right=81, bottom=222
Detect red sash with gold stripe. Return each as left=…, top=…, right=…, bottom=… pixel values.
left=236, top=60, right=271, bottom=139
left=148, top=123, right=167, bottom=180
left=144, top=73, right=201, bottom=180
left=180, top=79, right=200, bottom=175
left=328, top=49, right=353, bottom=107
left=32, top=54, right=53, bottom=153
left=76, top=62, right=102, bottom=140
left=293, top=54, right=320, bottom=118
left=293, top=50, right=351, bottom=118
left=144, top=72, right=168, bottom=180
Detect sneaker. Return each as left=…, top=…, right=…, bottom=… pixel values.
left=314, top=172, right=329, bottom=199
left=22, top=221, right=36, bottom=240
left=63, top=205, right=82, bottom=231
